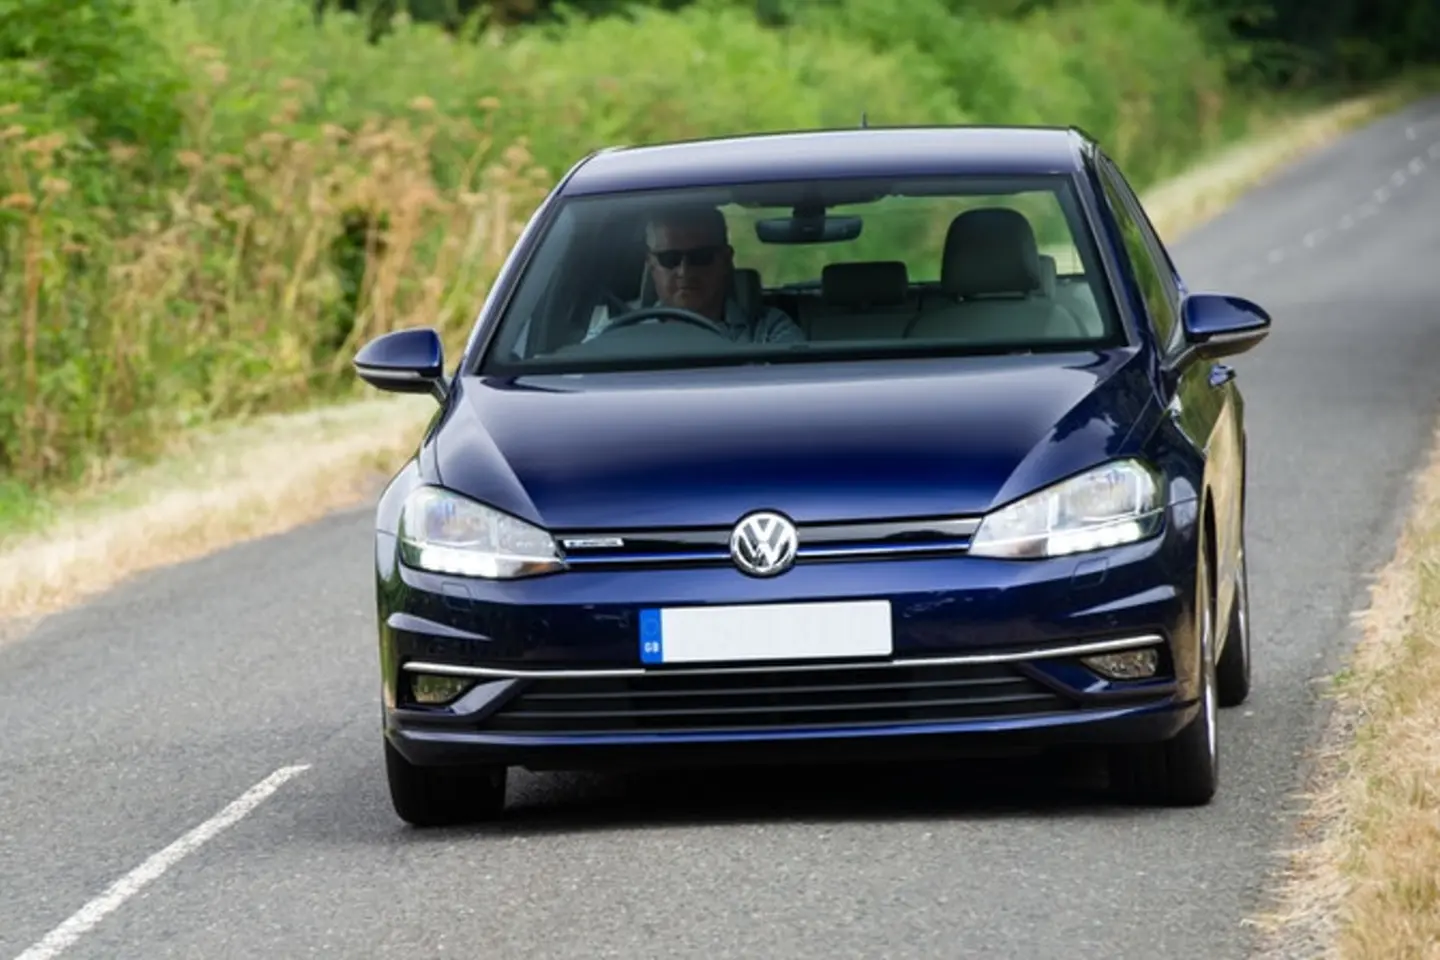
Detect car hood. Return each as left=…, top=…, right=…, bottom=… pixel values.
left=434, top=351, right=1157, bottom=530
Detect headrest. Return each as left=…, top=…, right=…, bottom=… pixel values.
left=1038, top=254, right=1056, bottom=298
left=821, top=261, right=909, bottom=306
left=941, top=208, right=1042, bottom=298
left=732, top=267, right=762, bottom=318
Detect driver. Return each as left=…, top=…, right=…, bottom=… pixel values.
left=636, top=204, right=805, bottom=343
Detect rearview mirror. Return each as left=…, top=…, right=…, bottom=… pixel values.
left=1178, top=292, right=1270, bottom=361
left=354, top=327, right=448, bottom=403
left=755, top=214, right=863, bottom=244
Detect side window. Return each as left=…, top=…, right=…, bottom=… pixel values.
left=1097, top=158, right=1180, bottom=350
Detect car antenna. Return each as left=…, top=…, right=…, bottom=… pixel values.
left=860, top=111, right=869, bottom=128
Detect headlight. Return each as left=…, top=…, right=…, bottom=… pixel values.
left=969, top=459, right=1164, bottom=559
left=398, top=486, right=564, bottom=579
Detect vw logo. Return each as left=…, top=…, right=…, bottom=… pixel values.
left=729, top=511, right=799, bottom=577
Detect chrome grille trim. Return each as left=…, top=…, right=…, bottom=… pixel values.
left=402, top=633, right=1165, bottom=680
left=556, top=516, right=982, bottom=566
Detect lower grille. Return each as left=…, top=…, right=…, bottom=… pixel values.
left=485, top=661, right=1078, bottom=735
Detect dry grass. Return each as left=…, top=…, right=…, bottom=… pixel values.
left=1143, top=86, right=1412, bottom=243
left=1247, top=424, right=1440, bottom=960
left=0, top=86, right=1422, bottom=642
left=0, top=393, right=432, bottom=638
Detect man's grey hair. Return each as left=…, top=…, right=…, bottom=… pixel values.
left=644, top=203, right=729, bottom=247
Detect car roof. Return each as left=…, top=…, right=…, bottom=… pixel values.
left=561, top=126, right=1095, bottom=197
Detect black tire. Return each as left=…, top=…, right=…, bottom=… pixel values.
left=385, top=738, right=507, bottom=827
left=1109, top=532, right=1219, bottom=807
left=1216, top=541, right=1252, bottom=707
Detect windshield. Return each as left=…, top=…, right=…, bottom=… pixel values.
left=476, top=174, right=1123, bottom=376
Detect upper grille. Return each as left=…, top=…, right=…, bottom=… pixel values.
left=555, top=517, right=980, bottom=570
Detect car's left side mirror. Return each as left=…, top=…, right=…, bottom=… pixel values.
left=353, top=327, right=448, bottom=403
left=1178, top=292, right=1271, bottom=361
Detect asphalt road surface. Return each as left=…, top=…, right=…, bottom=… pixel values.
left=3, top=98, right=1440, bottom=960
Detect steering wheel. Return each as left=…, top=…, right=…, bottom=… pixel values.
left=599, top=305, right=730, bottom=338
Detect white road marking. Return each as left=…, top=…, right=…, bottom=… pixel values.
left=12, top=765, right=310, bottom=960
left=1230, top=121, right=1431, bottom=284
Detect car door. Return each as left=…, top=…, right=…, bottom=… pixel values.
left=1095, top=153, right=1243, bottom=627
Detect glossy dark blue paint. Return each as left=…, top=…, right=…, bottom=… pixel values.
left=392, top=706, right=1193, bottom=773
left=358, top=125, right=1270, bottom=807
left=378, top=513, right=1199, bottom=766
left=1180, top=292, right=1273, bottom=352
left=382, top=530, right=1188, bottom=667
left=563, top=128, right=1087, bottom=197
left=355, top=327, right=443, bottom=376
left=353, top=327, right=446, bottom=398
left=429, top=349, right=1158, bottom=529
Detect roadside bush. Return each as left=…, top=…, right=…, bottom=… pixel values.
left=154, top=0, right=961, bottom=185
left=0, top=0, right=189, bottom=482
left=497, top=3, right=964, bottom=161
left=0, top=0, right=187, bottom=150
left=794, top=0, right=1232, bottom=186
left=0, top=0, right=1269, bottom=493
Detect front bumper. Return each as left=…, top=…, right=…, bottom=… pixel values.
left=376, top=515, right=1201, bottom=771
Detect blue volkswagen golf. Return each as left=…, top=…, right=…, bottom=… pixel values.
left=355, top=125, right=1270, bottom=826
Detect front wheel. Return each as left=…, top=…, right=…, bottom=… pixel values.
left=1109, top=538, right=1219, bottom=807
left=385, top=738, right=507, bottom=827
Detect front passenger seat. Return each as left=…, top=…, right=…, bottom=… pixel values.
left=908, top=208, right=1084, bottom=343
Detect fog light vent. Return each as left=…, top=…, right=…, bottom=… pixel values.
left=409, top=672, right=473, bottom=705
left=1082, top=648, right=1159, bottom=680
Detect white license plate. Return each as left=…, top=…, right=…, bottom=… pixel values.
left=638, top=600, right=893, bottom=665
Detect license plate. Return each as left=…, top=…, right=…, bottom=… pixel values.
left=638, top=600, right=893, bottom=665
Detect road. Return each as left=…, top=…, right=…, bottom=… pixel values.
left=2, top=98, right=1439, bottom=960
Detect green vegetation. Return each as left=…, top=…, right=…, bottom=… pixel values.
left=1, top=0, right=1436, bottom=504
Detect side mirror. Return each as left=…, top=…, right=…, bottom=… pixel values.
left=353, top=327, right=448, bottom=403
left=1178, top=292, right=1270, bottom=361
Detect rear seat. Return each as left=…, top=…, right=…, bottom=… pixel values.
left=803, top=261, right=918, bottom=341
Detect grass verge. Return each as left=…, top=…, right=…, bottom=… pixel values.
left=0, top=393, right=432, bottom=640
left=0, top=80, right=1430, bottom=640
left=1247, top=422, right=1440, bottom=960
left=1143, top=74, right=1436, bottom=241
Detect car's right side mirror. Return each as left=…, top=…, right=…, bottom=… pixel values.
left=1178, top=292, right=1271, bottom=361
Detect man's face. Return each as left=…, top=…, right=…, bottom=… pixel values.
left=647, top=219, right=732, bottom=321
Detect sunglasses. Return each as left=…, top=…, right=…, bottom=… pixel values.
left=649, top=245, right=723, bottom=269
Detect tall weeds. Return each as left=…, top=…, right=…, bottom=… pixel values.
left=1, top=0, right=1247, bottom=493
left=0, top=32, right=551, bottom=488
